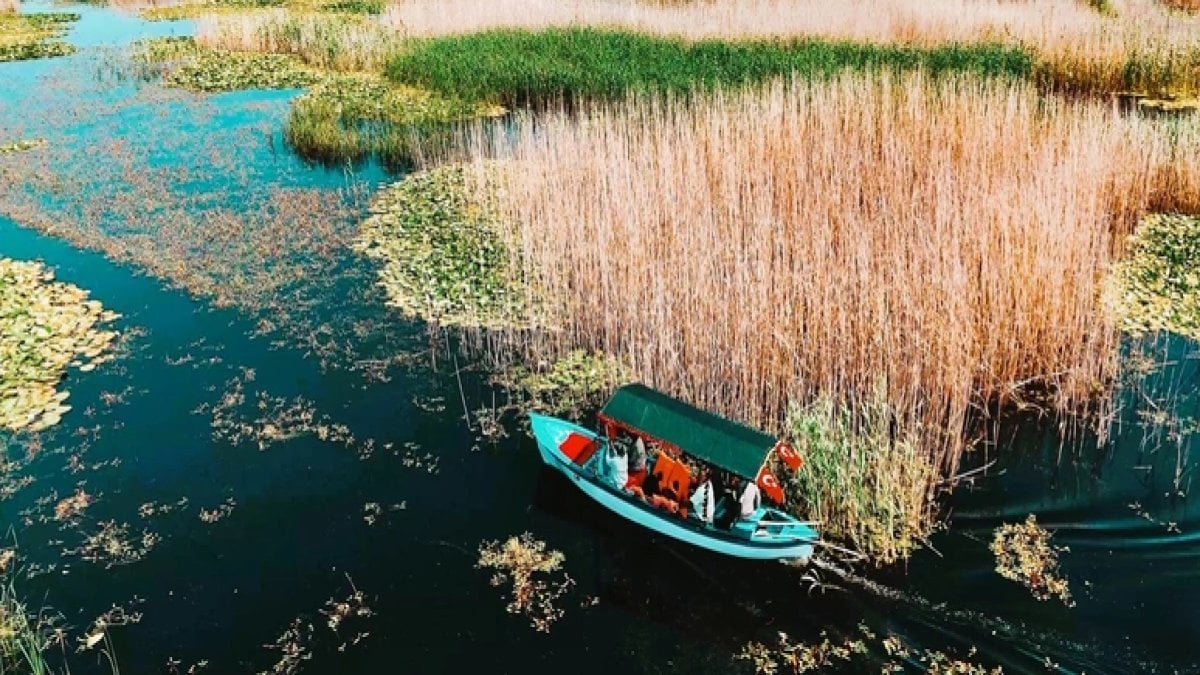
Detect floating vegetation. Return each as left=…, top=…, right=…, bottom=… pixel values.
left=53, top=487, right=94, bottom=523
left=477, top=532, right=575, bottom=633
left=79, top=598, right=145, bottom=652
left=135, top=37, right=321, bottom=92
left=491, top=349, right=632, bottom=419
left=259, top=578, right=373, bottom=674
left=138, top=497, right=191, bottom=519
left=736, top=628, right=869, bottom=675
left=737, top=627, right=1003, bottom=675
left=0, top=12, right=77, bottom=63
left=991, top=515, right=1073, bottom=606
left=0, top=259, right=119, bottom=433
left=1110, top=214, right=1200, bottom=342
left=355, top=164, right=533, bottom=328
left=285, top=73, right=496, bottom=168
left=198, top=497, right=237, bottom=523
left=68, top=520, right=161, bottom=569
left=361, top=501, right=404, bottom=525
left=0, top=139, right=46, bottom=155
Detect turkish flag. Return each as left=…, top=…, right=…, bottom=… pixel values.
left=776, top=442, right=803, bottom=472
left=756, top=464, right=785, bottom=504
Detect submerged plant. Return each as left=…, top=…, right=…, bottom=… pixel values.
left=477, top=532, right=574, bottom=633
left=991, top=514, right=1073, bottom=606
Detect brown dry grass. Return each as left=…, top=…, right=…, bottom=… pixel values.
left=461, top=72, right=1200, bottom=482
left=195, top=11, right=401, bottom=71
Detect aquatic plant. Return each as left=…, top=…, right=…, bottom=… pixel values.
left=0, top=140, right=46, bottom=155
left=0, top=12, right=77, bottom=63
left=284, top=73, right=493, bottom=167
left=196, top=11, right=400, bottom=71
left=477, top=532, right=574, bottom=633
left=991, top=515, right=1073, bottom=606
left=1109, top=214, right=1200, bottom=342
left=67, top=520, right=161, bottom=569
left=783, top=393, right=938, bottom=565
left=0, top=572, right=62, bottom=675
left=135, top=37, right=321, bottom=92
left=455, top=72, right=1200, bottom=560
left=736, top=630, right=867, bottom=674
left=354, top=164, right=531, bottom=328
left=385, top=28, right=1031, bottom=108
left=258, top=579, right=373, bottom=674
left=0, top=259, right=119, bottom=433
left=489, top=349, right=632, bottom=419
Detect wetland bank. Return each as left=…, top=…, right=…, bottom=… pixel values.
left=1, top=0, right=1200, bottom=673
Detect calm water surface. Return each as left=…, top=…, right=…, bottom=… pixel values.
left=0, top=6, right=1197, bottom=673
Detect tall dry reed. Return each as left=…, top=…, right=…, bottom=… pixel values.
left=196, top=11, right=401, bottom=71
left=462, top=73, right=1199, bottom=478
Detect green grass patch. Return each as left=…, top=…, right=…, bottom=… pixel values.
left=134, top=36, right=320, bottom=91
left=384, top=27, right=1033, bottom=107
left=284, top=73, right=499, bottom=168
left=1110, top=214, right=1200, bottom=342
left=0, top=12, right=78, bottom=63
left=782, top=392, right=939, bottom=564
left=353, top=164, right=531, bottom=328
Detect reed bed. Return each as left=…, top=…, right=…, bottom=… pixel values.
left=0, top=0, right=18, bottom=14
left=456, top=73, right=1200, bottom=558
left=195, top=10, right=401, bottom=70
left=379, top=0, right=1200, bottom=96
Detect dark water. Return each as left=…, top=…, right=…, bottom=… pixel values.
left=0, top=6, right=1197, bottom=673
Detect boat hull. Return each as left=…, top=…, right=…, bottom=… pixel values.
left=530, top=413, right=816, bottom=562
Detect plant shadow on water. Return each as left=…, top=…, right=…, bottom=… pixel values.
left=0, top=3, right=1198, bottom=674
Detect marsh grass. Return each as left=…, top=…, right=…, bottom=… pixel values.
left=384, top=28, right=1031, bottom=108
left=783, top=394, right=938, bottom=564
left=452, top=72, right=1200, bottom=559
left=283, top=73, right=496, bottom=168
left=196, top=11, right=400, bottom=70
left=0, top=572, right=61, bottom=675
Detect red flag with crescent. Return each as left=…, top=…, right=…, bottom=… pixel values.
left=755, top=464, right=785, bottom=504
left=776, top=442, right=803, bottom=472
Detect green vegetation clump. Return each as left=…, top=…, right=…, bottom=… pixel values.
left=0, top=12, right=78, bottom=63
left=354, top=165, right=530, bottom=328
left=384, top=27, right=1033, bottom=107
left=0, top=259, right=119, bottom=433
left=491, top=350, right=632, bottom=417
left=782, top=392, right=939, bottom=564
left=1111, top=214, right=1200, bottom=341
left=135, top=37, right=320, bottom=92
left=284, top=73, right=499, bottom=168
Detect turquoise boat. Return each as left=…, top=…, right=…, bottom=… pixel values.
left=530, top=384, right=819, bottom=562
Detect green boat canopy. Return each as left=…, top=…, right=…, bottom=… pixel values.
left=598, top=383, right=777, bottom=480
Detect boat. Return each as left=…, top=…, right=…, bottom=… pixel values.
left=529, top=383, right=819, bottom=562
